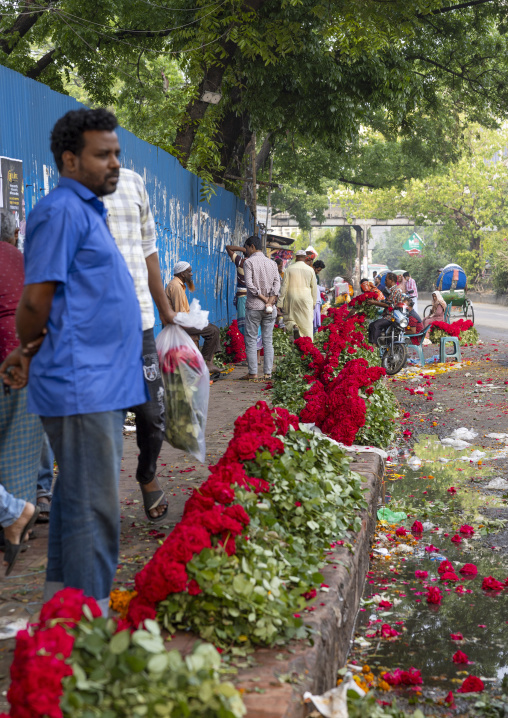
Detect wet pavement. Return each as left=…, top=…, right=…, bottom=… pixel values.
left=348, top=341, right=508, bottom=715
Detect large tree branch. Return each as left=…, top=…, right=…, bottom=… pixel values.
left=26, top=48, right=56, bottom=79
left=0, top=0, right=55, bottom=55
left=417, top=0, right=494, bottom=17
left=172, top=0, right=268, bottom=167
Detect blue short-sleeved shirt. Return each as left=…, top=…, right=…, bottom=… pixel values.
left=24, top=177, right=148, bottom=417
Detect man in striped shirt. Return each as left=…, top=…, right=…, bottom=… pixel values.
left=403, top=271, right=419, bottom=314
left=103, top=168, right=175, bottom=523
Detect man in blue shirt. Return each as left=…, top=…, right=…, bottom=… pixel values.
left=0, top=109, right=147, bottom=613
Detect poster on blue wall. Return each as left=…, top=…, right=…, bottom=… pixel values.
left=0, top=156, right=24, bottom=228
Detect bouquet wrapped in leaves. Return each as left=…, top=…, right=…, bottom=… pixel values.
left=156, top=324, right=210, bottom=462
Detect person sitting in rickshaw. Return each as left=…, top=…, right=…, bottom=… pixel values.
left=366, top=272, right=405, bottom=346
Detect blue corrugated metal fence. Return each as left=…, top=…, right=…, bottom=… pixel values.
left=0, top=64, right=253, bottom=332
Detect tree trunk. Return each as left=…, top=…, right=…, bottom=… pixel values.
left=172, top=0, right=268, bottom=167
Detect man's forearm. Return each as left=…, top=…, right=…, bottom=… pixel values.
left=16, top=283, right=56, bottom=348
left=146, top=252, right=175, bottom=325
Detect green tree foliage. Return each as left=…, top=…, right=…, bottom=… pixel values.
left=317, top=227, right=356, bottom=282
left=4, top=0, right=508, bottom=198
left=333, top=125, right=508, bottom=285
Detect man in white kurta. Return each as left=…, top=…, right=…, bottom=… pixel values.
left=277, top=250, right=318, bottom=338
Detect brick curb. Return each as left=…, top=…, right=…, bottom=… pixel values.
left=236, top=451, right=384, bottom=717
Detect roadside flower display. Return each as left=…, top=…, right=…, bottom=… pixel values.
left=429, top=318, right=479, bottom=345
left=223, top=319, right=247, bottom=363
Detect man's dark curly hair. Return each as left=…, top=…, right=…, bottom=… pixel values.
left=50, top=108, right=118, bottom=171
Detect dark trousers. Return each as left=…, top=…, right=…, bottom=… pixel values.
left=130, top=328, right=165, bottom=485
left=369, top=318, right=392, bottom=346
left=184, top=323, right=220, bottom=362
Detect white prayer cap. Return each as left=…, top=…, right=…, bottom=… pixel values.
left=173, top=261, right=191, bottom=275
left=295, top=250, right=307, bottom=257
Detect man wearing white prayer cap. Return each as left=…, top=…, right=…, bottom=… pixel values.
left=165, top=263, right=221, bottom=373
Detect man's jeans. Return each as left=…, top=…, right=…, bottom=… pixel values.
left=0, top=483, right=25, bottom=528
left=245, top=308, right=276, bottom=376
left=37, top=433, right=54, bottom=500
left=41, top=410, right=125, bottom=610
left=130, top=328, right=165, bottom=485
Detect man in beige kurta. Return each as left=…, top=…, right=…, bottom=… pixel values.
left=277, top=251, right=318, bottom=338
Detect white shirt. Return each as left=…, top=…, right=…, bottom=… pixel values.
left=103, top=168, right=157, bottom=330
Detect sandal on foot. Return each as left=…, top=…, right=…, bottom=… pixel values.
left=36, top=498, right=51, bottom=523
left=238, top=374, right=258, bottom=382
left=141, top=488, right=169, bottom=524
left=4, top=506, right=40, bottom=576
left=264, top=374, right=272, bottom=380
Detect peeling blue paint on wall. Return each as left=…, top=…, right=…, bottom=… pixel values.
left=0, top=64, right=253, bottom=332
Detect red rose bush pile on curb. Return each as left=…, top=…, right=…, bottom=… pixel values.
left=429, top=318, right=479, bottom=346
left=272, top=299, right=399, bottom=448
left=128, top=401, right=367, bottom=648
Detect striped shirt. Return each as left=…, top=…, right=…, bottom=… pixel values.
left=405, top=277, right=418, bottom=298
left=103, top=168, right=157, bottom=330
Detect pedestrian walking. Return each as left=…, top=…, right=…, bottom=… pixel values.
left=278, top=249, right=317, bottom=338
left=404, top=271, right=418, bottom=313
left=1, top=108, right=147, bottom=612
left=241, top=235, right=280, bottom=380
left=166, top=262, right=222, bottom=373
left=103, top=167, right=175, bottom=523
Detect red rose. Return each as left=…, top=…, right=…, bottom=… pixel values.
left=302, top=588, right=317, bottom=601
left=39, top=588, right=101, bottom=627
left=457, top=675, right=484, bottom=693
left=127, top=596, right=157, bottom=627
left=426, top=587, right=442, bottom=605
left=459, top=524, right=474, bottom=536
left=482, top=575, right=505, bottom=591
left=415, top=570, right=428, bottom=579
left=380, top=624, right=399, bottom=638
left=459, top=563, right=478, bottom=576
left=452, top=650, right=470, bottom=664
left=378, top=600, right=392, bottom=609
left=440, top=572, right=459, bottom=582
left=450, top=632, right=463, bottom=640
left=223, top=504, right=250, bottom=526
left=395, top=527, right=407, bottom=536
left=411, top=521, right=423, bottom=534
left=444, top=691, right=456, bottom=707
left=447, top=486, right=457, bottom=494
left=438, top=561, right=454, bottom=575
left=383, top=667, right=422, bottom=686
left=187, top=579, right=202, bottom=596
left=451, top=534, right=462, bottom=544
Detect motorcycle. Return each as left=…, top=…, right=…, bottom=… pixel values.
left=377, top=304, right=409, bottom=375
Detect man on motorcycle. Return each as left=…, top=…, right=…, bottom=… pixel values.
left=367, top=272, right=405, bottom=346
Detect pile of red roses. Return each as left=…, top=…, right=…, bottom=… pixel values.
left=128, top=401, right=299, bottom=626
left=291, top=306, right=386, bottom=445
left=223, top=319, right=246, bottom=363
left=430, top=318, right=474, bottom=338
left=1, top=589, right=101, bottom=718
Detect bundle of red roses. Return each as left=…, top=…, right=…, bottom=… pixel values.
left=430, top=319, right=474, bottom=338
left=2, top=588, right=101, bottom=718
left=128, top=401, right=299, bottom=627
left=300, top=358, right=385, bottom=445
left=223, top=319, right=247, bottom=363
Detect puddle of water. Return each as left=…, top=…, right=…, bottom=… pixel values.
left=352, top=434, right=508, bottom=698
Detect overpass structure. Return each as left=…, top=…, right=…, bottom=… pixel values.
left=270, top=206, right=415, bottom=286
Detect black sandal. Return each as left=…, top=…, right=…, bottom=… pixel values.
left=36, top=498, right=51, bottom=523
left=141, top=488, right=169, bottom=524
left=4, top=506, right=40, bottom=576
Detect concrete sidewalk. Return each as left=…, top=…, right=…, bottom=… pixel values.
left=0, top=368, right=268, bottom=709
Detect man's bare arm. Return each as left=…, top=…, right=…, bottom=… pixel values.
left=146, top=252, right=175, bottom=326
left=225, top=245, right=245, bottom=260
left=17, top=282, right=56, bottom=348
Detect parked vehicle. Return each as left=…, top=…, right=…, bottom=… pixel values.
left=377, top=305, right=409, bottom=375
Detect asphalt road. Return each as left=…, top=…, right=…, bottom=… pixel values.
left=452, top=301, right=508, bottom=340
